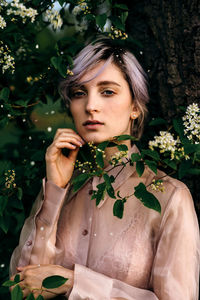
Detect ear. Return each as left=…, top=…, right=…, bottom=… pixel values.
left=130, top=106, right=140, bottom=120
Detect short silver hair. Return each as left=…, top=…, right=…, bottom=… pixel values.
left=60, top=38, right=149, bottom=139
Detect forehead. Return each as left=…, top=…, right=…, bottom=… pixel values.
left=79, top=61, right=127, bottom=85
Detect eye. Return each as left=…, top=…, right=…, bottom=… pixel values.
left=71, top=90, right=86, bottom=98
left=101, top=89, right=115, bottom=96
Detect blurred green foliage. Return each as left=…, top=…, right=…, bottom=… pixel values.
left=0, top=0, right=131, bottom=297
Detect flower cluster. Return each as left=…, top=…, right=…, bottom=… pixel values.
left=26, top=74, right=43, bottom=83
left=44, top=9, right=63, bottom=30
left=182, top=103, right=200, bottom=144
left=0, top=0, right=8, bottom=9
left=75, top=142, right=106, bottom=174
left=75, top=160, right=94, bottom=173
left=5, top=170, right=16, bottom=189
left=149, top=131, right=189, bottom=160
left=0, top=41, right=15, bottom=74
left=150, top=179, right=165, bottom=192
left=72, top=1, right=91, bottom=16
left=67, top=69, right=74, bottom=76
left=110, top=150, right=128, bottom=166
left=7, top=0, right=38, bottom=23
left=0, top=15, right=6, bottom=29
left=108, top=26, right=128, bottom=40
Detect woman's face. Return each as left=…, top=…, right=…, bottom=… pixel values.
left=70, top=61, right=139, bottom=144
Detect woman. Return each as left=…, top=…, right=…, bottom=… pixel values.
left=10, top=39, right=200, bottom=299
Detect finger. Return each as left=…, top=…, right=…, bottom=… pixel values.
left=54, top=132, right=85, bottom=145
left=55, top=136, right=84, bottom=147
left=54, top=128, right=79, bottom=140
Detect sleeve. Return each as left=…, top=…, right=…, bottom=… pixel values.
left=9, top=179, right=69, bottom=276
left=69, top=264, right=159, bottom=300
left=149, top=186, right=200, bottom=300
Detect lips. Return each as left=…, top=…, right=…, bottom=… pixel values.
left=83, top=120, right=104, bottom=126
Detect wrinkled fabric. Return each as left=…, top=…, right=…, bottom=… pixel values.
left=10, top=145, right=200, bottom=299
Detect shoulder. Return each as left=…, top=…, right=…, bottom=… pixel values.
left=146, top=167, right=194, bottom=214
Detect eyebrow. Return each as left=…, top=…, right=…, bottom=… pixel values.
left=71, top=81, right=121, bottom=91
left=96, top=81, right=121, bottom=87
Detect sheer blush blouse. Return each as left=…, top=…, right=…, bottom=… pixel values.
left=10, top=145, right=200, bottom=299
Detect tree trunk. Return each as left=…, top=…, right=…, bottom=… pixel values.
left=125, top=0, right=200, bottom=215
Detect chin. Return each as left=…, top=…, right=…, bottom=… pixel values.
left=81, top=133, right=112, bottom=144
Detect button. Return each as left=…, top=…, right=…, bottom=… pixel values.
left=82, top=229, right=88, bottom=236
left=26, top=240, right=32, bottom=246
left=88, top=189, right=93, bottom=195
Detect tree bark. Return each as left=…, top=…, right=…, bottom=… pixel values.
left=124, top=0, right=200, bottom=215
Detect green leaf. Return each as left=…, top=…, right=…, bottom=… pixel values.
left=51, top=56, right=66, bottom=78
left=0, top=214, right=10, bottom=233
left=2, top=280, right=16, bottom=287
left=17, top=187, right=23, bottom=200
left=163, top=159, right=177, bottom=170
left=96, top=141, right=110, bottom=168
left=184, top=143, right=200, bottom=154
left=113, top=3, right=128, bottom=10
left=11, top=285, right=23, bottom=300
left=149, top=118, right=167, bottom=126
left=145, top=160, right=157, bottom=174
left=134, top=183, right=161, bottom=213
left=91, top=182, right=106, bottom=206
left=96, top=150, right=104, bottom=168
left=42, top=275, right=68, bottom=289
left=117, top=144, right=128, bottom=151
left=72, top=173, right=90, bottom=192
left=115, top=134, right=137, bottom=142
left=173, top=118, right=184, bottom=140
left=109, top=15, right=125, bottom=31
left=95, top=13, right=107, bottom=30
left=136, top=161, right=145, bottom=177
left=103, top=173, right=116, bottom=199
left=113, top=199, right=124, bottom=219
left=14, top=274, right=20, bottom=283
left=97, top=141, right=110, bottom=150
left=141, top=149, right=160, bottom=161
left=26, top=293, right=35, bottom=300
left=0, top=87, right=10, bottom=101
left=120, top=11, right=128, bottom=23
left=131, top=153, right=141, bottom=162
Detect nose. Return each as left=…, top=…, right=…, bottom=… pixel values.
left=85, top=91, right=100, bottom=114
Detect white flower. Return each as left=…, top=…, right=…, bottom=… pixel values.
left=182, top=103, right=200, bottom=144
left=110, top=150, right=128, bottom=166
left=6, top=0, right=38, bottom=23
left=0, top=15, right=6, bottom=29
left=44, top=9, right=63, bottom=30
left=0, top=41, right=15, bottom=73
left=72, top=6, right=82, bottom=16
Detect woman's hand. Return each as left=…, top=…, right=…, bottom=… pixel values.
left=45, top=128, right=85, bottom=188
left=10, top=264, right=74, bottom=299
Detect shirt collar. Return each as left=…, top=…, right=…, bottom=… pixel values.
left=67, top=144, right=139, bottom=206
